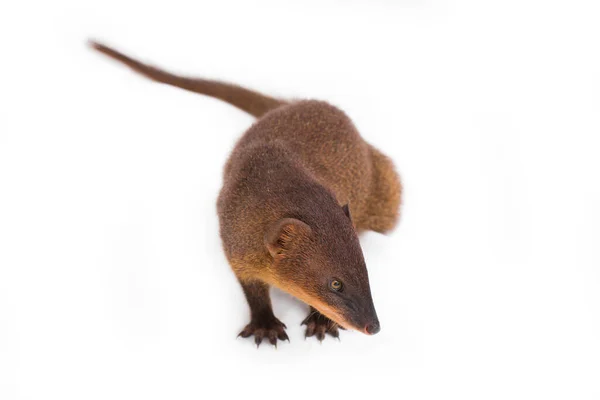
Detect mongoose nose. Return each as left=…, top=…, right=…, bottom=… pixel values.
left=365, top=321, right=380, bottom=335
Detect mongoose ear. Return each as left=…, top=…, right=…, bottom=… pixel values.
left=342, top=203, right=351, bottom=219
left=265, top=218, right=312, bottom=258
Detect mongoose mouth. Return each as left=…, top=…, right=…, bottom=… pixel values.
left=319, top=307, right=380, bottom=335
left=310, top=302, right=354, bottom=331
left=306, top=297, right=380, bottom=335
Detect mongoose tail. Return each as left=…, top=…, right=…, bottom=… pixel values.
left=88, top=40, right=285, bottom=118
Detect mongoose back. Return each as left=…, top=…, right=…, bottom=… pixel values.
left=90, top=41, right=402, bottom=346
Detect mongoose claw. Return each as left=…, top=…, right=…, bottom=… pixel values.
left=238, top=316, right=289, bottom=347
left=301, top=311, right=341, bottom=342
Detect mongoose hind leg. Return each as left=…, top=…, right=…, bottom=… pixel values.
left=237, top=279, right=289, bottom=347
left=356, top=146, right=402, bottom=233
left=301, top=306, right=344, bottom=341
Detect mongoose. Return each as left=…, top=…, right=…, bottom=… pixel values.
left=90, top=41, right=402, bottom=346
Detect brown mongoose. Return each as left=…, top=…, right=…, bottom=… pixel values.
left=90, top=41, right=402, bottom=346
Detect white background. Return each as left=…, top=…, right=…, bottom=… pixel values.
left=1, top=0, right=599, bottom=399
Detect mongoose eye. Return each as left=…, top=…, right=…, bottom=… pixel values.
left=330, top=280, right=343, bottom=291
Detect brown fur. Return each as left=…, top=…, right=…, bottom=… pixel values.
left=90, top=41, right=402, bottom=345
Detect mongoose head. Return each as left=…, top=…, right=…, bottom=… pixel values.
left=265, top=204, right=380, bottom=334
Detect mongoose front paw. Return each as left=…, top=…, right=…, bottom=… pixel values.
left=301, top=309, right=344, bottom=341
left=238, top=316, right=289, bottom=347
